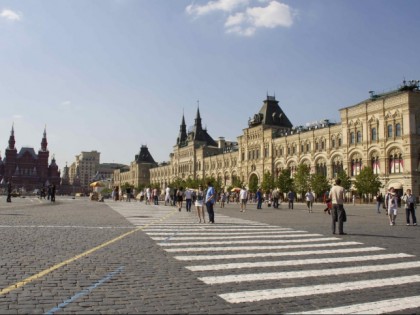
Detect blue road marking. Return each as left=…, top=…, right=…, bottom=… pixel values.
left=45, top=266, right=125, bottom=315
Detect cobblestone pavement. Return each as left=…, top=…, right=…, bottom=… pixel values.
left=0, top=195, right=419, bottom=314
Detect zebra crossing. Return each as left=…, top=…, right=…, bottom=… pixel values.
left=106, top=201, right=420, bottom=314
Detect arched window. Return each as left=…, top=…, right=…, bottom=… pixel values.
left=387, top=125, right=393, bottom=138
left=371, top=128, right=377, bottom=141
left=316, top=160, right=327, bottom=177
left=332, top=159, right=343, bottom=178
left=389, top=153, right=403, bottom=174
left=351, top=157, right=362, bottom=176
left=395, top=123, right=401, bottom=137
left=371, top=156, right=380, bottom=174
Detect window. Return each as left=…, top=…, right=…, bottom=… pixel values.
left=389, top=153, right=403, bottom=174
left=338, top=138, right=342, bottom=147
left=357, top=131, right=362, bottom=143
left=387, top=125, right=393, bottom=138
left=371, top=128, right=377, bottom=141
left=307, top=143, right=310, bottom=152
left=371, top=156, right=380, bottom=174
left=332, top=139, right=336, bottom=148
left=350, top=132, right=355, bottom=144
left=351, top=158, right=362, bottom=176
left=395, top=123, right=401, bottom=137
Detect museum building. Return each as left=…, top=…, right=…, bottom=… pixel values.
left=0, top=126, right=61, bottom=192
left=147, top=81, right=420, bottom=198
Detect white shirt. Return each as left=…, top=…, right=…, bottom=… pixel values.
left=239, top=189, right=248, bottom=200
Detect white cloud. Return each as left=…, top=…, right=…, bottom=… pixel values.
left=187, top=0, right=295, bottom=36
left=0, top=9, right=22, bottom=21
left=12, top=114, right=23, bottom=120
left=186, top=0, right=249, bottom=16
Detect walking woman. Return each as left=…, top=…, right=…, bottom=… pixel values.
left=176, top=187, right=184, bottom=211
left=195, top=185, right=206, bottom=223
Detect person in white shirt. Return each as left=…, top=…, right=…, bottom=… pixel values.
left=185, top=189, right=193, bottom=212
left=239, top=187, right=248, bottom=212
left=402, top=188, right=416, bottom=226
left=387, top=187, right=398, bottom=226
left=329, top=179, right=346, bottom=235
left=164, top=187, right=171, bottom=206
left=305, top=190, right=315, bottom=213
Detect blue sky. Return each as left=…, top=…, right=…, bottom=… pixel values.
left=1, top=0, right=419, bottom=170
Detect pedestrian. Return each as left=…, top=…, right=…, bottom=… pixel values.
left=153, top=187, right=159, bottom=205
left=352, top=194, right=356, bottom=205
left=126, top=187, right=131, bottom=202
left=402, top=189, right=417, bottom=226
left=220, top=191, right=226, bottom=208
left=329, top=178, right=346, bottom=235
left=6, top=182, right=12, bottom=203
left=239, top=186, right=248, bottom=212
left=272, top=188, right=280, bottom=208
left=305, top=189, right=314, bottom=213
left=205, top=181, right=216, bottom=223
left=323, top=198, right=332, bottom=214
left=387, top=187, right=398, bottom=226
left=176, top=187, right=184, bottom=211
left=376, top=192, right=383, bottom=214
left=256, top=188, right=263, bottom=209
left=287, top=190, right=295, bottom=209
left=185, top=188, right=192, bottom=212
left=164, top=186, right=171, bottom=206
left=51, top=184, right=56, bottom=202
left=195, top=185, right=206, bottom=223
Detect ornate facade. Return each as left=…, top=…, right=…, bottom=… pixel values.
left=0, top=126, right=61, bottom=192
left=113, top=145, right=157, bottom=188
left=150, top=81, right=420, bottom=198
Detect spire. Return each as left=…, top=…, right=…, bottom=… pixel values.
left=41, top=126, right=48, bottom=151
left=8, top=124, right=15, bottom=150
left=194, top=106, right=202, bottom=130
left=177, top=113, right=187, bottom=146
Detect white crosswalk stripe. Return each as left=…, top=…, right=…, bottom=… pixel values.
left=106, top=201, right=420, bottom=314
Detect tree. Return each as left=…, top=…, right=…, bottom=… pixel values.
left=276, top=169, right=294, bottom=197
left=248, top=175, right=259, bottom=193
left=336, top=170, right=352, bottom=191
left=310, top=173, right=331, bottom=202
left=294, top=164, right=311, bottom=200
left=260, top=171, right=274, bottom=194
left=353, top=166, right=383, bottom=203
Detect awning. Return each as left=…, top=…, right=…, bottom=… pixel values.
left=387, top=182, right=403, bottom=189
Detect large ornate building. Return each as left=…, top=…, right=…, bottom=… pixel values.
left=113, top=145, right=157, bottom=189
left=149, top=81, right=420, bottom=198
left=0, top=126, right=61, bottom=192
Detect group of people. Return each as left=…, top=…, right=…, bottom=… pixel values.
left=379, top=187, right=417, bottom=226
left=4, top=182, right=56, bottom=203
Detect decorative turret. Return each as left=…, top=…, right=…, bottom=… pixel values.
left=40, top=126, right=48, bottom=152
left=177, top=114, right=188, bottom=146
left=8, top=124, right=15, bottom=150
left=190, top=106, right=217, bottom=146
left=135, top=145, right=157, bottom=165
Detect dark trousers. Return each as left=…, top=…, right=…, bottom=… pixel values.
left=6, top=193, right=11, bottom=202
left=257, top=199, right=262, bottom=209
left=288, top=200, right=294, bottom=209
left=206, top=202, right=215, bottom=223
left=273, top=198, right=279, bottom=208
left=406, top=207, right=417, bottom=224
left=332, top=204, right=345, bottom=234
left=186, top=199, right=192, bottom=212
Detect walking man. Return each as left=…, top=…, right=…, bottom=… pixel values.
left=239, top=186, right=248, bottom=212
left=287, top=190, right=295, bottom=209
left=305, top=189, right=314, bottom=213
left=205, top=181, right=216, bottom=223
left=6, top=182, right=12, bottom=203
left=402, top=189, right=417, bottom=226
left=329, top=178, right=346, bottom=235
